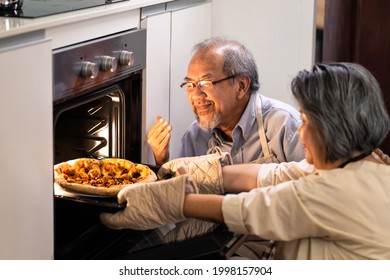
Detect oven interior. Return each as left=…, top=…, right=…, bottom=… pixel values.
left=54, top=80, right=141, bottom=164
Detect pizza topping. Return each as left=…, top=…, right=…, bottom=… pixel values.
left=55, top=158, right=153, bottom=189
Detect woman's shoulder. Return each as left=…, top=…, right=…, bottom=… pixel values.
left=299, top=157, right=390, bottom=191
left=372, top=149, right=390, bottom=165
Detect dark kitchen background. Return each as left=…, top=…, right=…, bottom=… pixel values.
left=319, top=0, right=390, bottom=155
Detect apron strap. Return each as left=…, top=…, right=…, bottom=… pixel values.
left=256, top=94, right=272, bottom=159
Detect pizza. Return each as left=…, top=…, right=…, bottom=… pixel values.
left=54, top=158, right=157, bottom=196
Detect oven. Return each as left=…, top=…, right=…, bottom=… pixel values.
left=53, top=28, right=149, bottom=259
left=53, top=28, right=236, bottom=260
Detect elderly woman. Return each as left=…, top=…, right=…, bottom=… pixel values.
left=101, top=63, right=390, bottom=259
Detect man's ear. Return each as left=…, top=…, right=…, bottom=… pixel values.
left=237, top=76, right=251, bottom=99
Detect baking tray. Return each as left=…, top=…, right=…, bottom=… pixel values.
left=54, top=184, right=125, bottom=212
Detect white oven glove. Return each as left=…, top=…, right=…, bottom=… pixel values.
left=157, top=150, right=233, bottom=195
left=162, top=218, right=219, bottom=243
left=100, top=174, right=198, bottom=230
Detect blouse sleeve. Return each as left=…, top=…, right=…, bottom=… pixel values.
left=222, top=176, right=327, bottom=241
left=257, top=160, right=316, bottom=187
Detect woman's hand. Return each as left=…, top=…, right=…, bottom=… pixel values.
left=100, top=175, right=198, bottom=230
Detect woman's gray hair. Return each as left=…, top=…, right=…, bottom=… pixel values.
left=192, top=36, right=260, bottom=94
left=291, top=62, right=390, bottom=162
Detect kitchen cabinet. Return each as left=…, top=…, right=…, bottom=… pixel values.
left=0, top=34, right=53, bottom=259
left=141, top=11, right=171, bottom=164
left=141, top=1, right=212, bottom=163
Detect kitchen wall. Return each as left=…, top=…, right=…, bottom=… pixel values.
left=212, top=0, right=316, bottom=107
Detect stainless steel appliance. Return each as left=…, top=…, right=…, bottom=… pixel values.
left=53, top=28, right=148, bottom=259
left=53, top=28, right=237, bottom=260
left=0, top=0, right=127, bottom=18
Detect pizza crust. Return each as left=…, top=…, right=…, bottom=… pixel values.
left=54, top=158, right=157, bottom=196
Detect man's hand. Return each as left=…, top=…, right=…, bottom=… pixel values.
left=147, top=116, right=172, bottom=165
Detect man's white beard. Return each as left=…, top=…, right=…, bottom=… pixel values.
left=197, top=111, right=222, bottom=130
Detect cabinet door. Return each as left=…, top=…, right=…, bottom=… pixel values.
left=141, top=12, right=171, bottom=164
left=170, top=2, right=212, bottom=159
left=0, top=39, right=53, bottom=259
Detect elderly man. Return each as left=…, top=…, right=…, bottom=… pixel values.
left=148, top=37, right=304, bottom=166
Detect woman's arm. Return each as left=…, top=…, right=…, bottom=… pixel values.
left=222, top=164, right=261, bottom=193
left=183, top=194, right=224, bottom=223
left=182, top=164, right=261, bottom=223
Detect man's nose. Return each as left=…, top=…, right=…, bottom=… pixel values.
left=189, top=87, right=206, bottom=99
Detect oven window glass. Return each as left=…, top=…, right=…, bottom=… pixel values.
left=54, top=87, right=124, bottom=163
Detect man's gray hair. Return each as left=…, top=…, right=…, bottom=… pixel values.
left=291, top=62, right=390, bottom=162
left=192, top=36, right=260, bottom=94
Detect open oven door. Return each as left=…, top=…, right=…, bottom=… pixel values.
left=101, top=224, right=244, bottom=260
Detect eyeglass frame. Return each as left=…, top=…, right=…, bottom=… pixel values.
left=180, top=75, right=236, bottom=90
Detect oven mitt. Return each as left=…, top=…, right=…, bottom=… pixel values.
left=100, top=174, right=198, bottom=230
left=157, top=150, right=233, bottom=195
left=162, top=218, right=219, bottom=243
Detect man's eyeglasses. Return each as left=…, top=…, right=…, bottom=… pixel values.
left=180, top=75, right=236, bottom=91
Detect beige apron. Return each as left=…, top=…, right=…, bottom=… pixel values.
left=229, top=94, right=278, bottom=259
left=252, top=94, right=280, bottom=164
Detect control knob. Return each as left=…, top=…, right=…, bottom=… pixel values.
left=115, top=50, right=134, bottom=66
left=80, top=61, right=99, bottom=78
left=100, top=55, right=118, bottom=72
